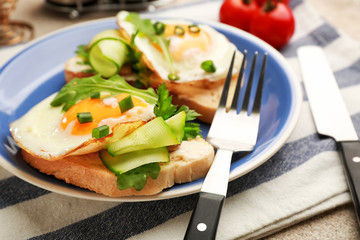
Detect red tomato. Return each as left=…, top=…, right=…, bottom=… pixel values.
left=249, top=2, right=295, bottom=49
left=219, top=0, right=258, bottom=32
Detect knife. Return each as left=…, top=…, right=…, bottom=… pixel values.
left=298, top=45, right=360, bottom=223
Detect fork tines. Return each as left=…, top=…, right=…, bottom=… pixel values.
left=220, top=50, right=268, bottom=115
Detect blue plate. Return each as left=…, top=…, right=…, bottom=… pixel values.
left=0, top=17, right=302, bottom=202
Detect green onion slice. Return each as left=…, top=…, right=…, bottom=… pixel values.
left=168, top=73, right=180, bottom=81
left=90, top=92, right=101, bottom=99
left=119, top=95, right=134, bottom=113
left=174, top=26, right=185, bottom=36
left=77, top=112, right=93, bottom=124
left=201, top=60, right=216, bottom=73
left=153, top=22, right=165, bottom=35
left=92, top=125, right=110, bottom=139
left=188, top=24, right=200, bottom=33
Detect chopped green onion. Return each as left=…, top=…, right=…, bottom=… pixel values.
left=119, top=95, right=134, bottom=113
left=174, top=26, right=185, bottom=36
left=201, top=60, right=216, bottom=73
left=153, top=22, right=165, bottom=35
left=188, top=24, right=200, bottom=33
left=90, top=92, right=100, bottom=99
left=92, top=125, right=110, bottom=139
left=77, top=112, right=93, bottom=124
left=62, top=100, right=75, bottom=112
left=168, top=73, right=180, bottom=81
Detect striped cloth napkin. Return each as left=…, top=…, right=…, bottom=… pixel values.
left=1, top=0, right=359, bottom=239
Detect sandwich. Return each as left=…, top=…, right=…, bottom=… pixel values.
left=10, top=11, right=243, bottom=197
left=10, top=75, right=214, bottom=197
left=64, top=11, right=243, bottom=123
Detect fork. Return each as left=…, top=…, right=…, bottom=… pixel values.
left=184, top=50, right=267, bottom=240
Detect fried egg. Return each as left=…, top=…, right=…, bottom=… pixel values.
left=117, top=11, right=243, bottom=83
left=10, top=93, right=154, bottom=160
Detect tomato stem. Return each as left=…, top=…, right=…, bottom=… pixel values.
left=243, top=0, right=252, bottom=5
left=263, top=0, right=277, bottom=12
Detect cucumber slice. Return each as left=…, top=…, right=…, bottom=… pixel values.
left=107, top=117, right=179, bottom=156
left=165, top=111, right=186, bottom=142
left=88, top=29, right=122, bottom=48
left=100, top=147, right=169, bottom=174
left=89, top=39, right=128, bottom=78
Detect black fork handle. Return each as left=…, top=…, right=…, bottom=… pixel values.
left=184, top=192, right=225, bottom=240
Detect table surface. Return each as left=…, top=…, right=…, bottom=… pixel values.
left=4, top=0, right=360, bottom=239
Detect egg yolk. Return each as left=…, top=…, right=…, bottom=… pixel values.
left=60, top=93, right=147, bottom=135
left=154, top=24, right=211, bottom=62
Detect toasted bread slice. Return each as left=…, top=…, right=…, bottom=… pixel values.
left=21, top=137, right=214, bottom=197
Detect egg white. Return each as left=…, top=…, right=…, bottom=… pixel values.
left=117, top=11, right=243, bottom=83
left=10, top=93, right=154, bottom=160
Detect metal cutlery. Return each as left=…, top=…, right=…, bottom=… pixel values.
left=298, top=45, right=360, bottom=223
left=184, top=50, right=267, bottom=239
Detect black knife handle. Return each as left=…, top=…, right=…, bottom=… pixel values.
left=338, top=141, right=360, bottom=223
left=184, top=192, right=225, bottom=240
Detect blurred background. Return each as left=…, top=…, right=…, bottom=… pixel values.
left=0, top=0, right=196, bottom=46
left=1, top=0, right=360, bottom=47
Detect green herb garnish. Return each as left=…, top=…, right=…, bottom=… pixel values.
left=119, top=95, right=134, bottom=113
left=154, top=83, right=202, bottom=139
left=77, top=112, right=93, bottom=123
left=153, top=21, right=165, bottom=35
left=168, top=73, right=180, bottom=81
left=81, top=69, right=96, bottom=74
left=188, top=24, right=200, bottom=33
left=153, top=83, right=178, bottom=120
left=92, top=125, right=110, bottom=139
left=62, top=100, right=75, bottom=112
left=126, top=12, right=178, bottom=80
left=75, top=44, right=89, bottom=61
left=201, top=60, right=216, bottom=73
left=174, top=26, right=185, bottom=36
left=50, top=74, right=157, bottom=111
left=116, top=162, right=160, bottom=191
left=90, top=92, right=100, bottom=99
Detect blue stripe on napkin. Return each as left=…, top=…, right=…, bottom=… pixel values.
left=31, top=196, right=196, bottom=240
left=283, top=24, right=340, bottom=58
left=290, top=0, right=304, bottom=8
left=335, top=59, right=360, bottom=88
left=0, top=177, right=49, bottom=209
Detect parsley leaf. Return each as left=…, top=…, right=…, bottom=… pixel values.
left=153, top=83, right=177, bottom=120
left=50, top=74, right=157, bottom=110
left=177, top=105, right=201, bottom=121
left=184, top=122, right=202, bottom=140
left=116, top=162, right=160, bottom=191
left=176, top=105, right=202, bottom=140
left=154, top=83, right=202, bottom=139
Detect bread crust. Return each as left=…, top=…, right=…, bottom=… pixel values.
left=21, top=137, right=214, bottom=197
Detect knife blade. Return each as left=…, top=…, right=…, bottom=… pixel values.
left=298, top=45, right=360, bottom=223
